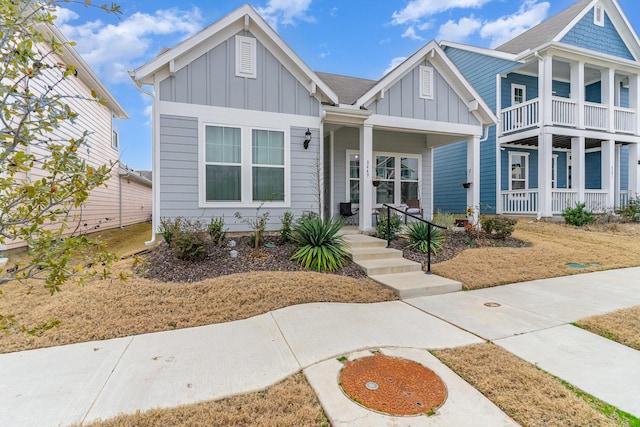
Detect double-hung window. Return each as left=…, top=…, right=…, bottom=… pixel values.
left=203, top=124, right=287, bottom=205
left=509, top=152, right=528, bottom=190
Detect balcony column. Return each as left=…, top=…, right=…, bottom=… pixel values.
left=629, top=143, right=639, bottom=197
left=601, top=68, right=616, bottom=132
left=571, top=137, right=585, bottom=204
left=539, top=55, right=553, bottom=126
left=629, top=74, right=640, bottom=135
left=466, top=136, right=481, bottom=225
left=358, top=123, right=374, bottom=231
left=570, top=61, right=585, bottom=129
left=538, top=131, right=553, bottom=217
left=601, top=140, right=616, bottom=208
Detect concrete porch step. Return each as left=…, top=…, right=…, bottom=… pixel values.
left=370, top=271, right=463, bottom=298
left=355, top=258, right=422, bottom=276
left=343, top=234, right=387, bottom=249
left=349, top=247, right=403, bottom=262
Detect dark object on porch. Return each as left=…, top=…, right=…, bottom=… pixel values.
left=461, top=182, right=471, bottom=188
left=455, top=219, right=470, bottom=228
left=340, top=203, right=359, bottom=225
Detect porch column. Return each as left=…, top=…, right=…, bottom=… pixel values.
left=629, top=143, right=639, bottom=197
left=570, top=61, right=585, bottom=129
left=358, top=124, right=374, bottom=231
left=630, top=74, right=640, bottom=135
left=539, top=55, right=553, bottom=126
left=601, top=68, right=615, bottom=133
left=571, top=137, right=586, bottom=205
left=466, top=136, right=480, bottom=224
left=615, top=145, right=622, bottom=208
left=601, top=140, right=616, bottom=208
left=538, top=132, right=553, bottom=217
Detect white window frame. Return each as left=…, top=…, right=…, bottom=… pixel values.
left=200, top=122, right=290, bottom=208
left=419, top=65, right=434, bottom=100
left=552, top=154, right=558, bottom=189
left=235, top=35, right=257, bottom=79
left=346, top=150, right=360, bottom=206
left=111, top=115, right=119, bottom=150
left=509, top=151, right=529, bottom=191
left=511, top=84, right=526, bottom=105
left=594, top=5, right=604, bottom=27
left=346, top=151, right=422, bottom=208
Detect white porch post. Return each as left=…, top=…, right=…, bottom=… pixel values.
left=358, top=124, right=374, bottom=231
left=601, top=140, right=616, bottom=208
left=466, top=136, right=480, bottom=224
left=629, top=143, right=639, bottom=197
left=570, top=61, right=585, bottom=129
left=631, top=75, right=640, bottom=135
left=571, top=137, right=586, bottom=205
left=601, top=68, right=615, bottom=133
left=539, top=55, right=553, bottom=126
left=615, top=145, right=622, bottom=208
left=538, top=131, right=553, bottom=217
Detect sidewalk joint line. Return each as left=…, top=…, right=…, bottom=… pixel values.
left=270, top=312, right=303, bottom=370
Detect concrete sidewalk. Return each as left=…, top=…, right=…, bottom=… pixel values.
left=1, top=267, right=639, bottom=426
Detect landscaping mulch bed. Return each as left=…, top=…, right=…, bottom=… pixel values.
left=140, top=231, right=529, bottom=283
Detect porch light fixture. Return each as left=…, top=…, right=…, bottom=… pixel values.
left=303, top=128, right=312, bottom=149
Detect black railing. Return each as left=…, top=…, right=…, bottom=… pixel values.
left=381, top=204, right=447, bottom=274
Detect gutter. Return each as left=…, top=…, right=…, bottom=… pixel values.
left=128, top=70, right=157, bottom=246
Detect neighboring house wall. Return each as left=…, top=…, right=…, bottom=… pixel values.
left=561, top=8, right=634, bottom=60
left=119, top=173, right=153, bottom=227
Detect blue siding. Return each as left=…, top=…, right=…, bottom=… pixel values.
left=557, top=152, right=568, bottom=189
left=621, top=145, right=629, bottom=191
left=433, top=142, right=467, bottom=213
left=585, top=151, right=602, bottom=189
left=500, top=148, right=568, bottom=190
left=480, top=127, right=497, bottom=213
left=620, top=84, right=630, bottom=108
left=561, top=8, right=634, bottom=60
left=586, top=82, right=601, bottom=103
left=502, top=73, right=538, bottom=108
left=553, top=81, right=571, bottom=98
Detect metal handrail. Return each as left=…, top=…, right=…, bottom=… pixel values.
left=381, top=204, right=447, bottom=274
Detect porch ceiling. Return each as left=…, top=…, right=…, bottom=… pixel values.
left=505, top=136, right=614, bottom=150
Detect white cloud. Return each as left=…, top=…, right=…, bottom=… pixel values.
left=54, top=7, right=79, bottom=24
left=383, top=56, right=407, bottom=76
left=256, top=0, right=314, bottom=29
left=437, top=16, right=482, bottom=42
left=55, top=7, right=204, bottom=84
left=402, top=26, right=425, bottom=41
left=480, top=0, right=550, bottom=47
left=391, top=0, right=491, bottom=25
left=318, top=43, right=330, bottom=58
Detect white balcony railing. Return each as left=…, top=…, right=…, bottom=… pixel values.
left=552, top=97, right=577, bottom=126
left=501, top=99, right=539, bottom=134
left=501, top=190, right=538, bottom=214
left=584, top=102, right=608, bottom=130
left=614, top=107, right=635, bottom=134
left=585, top=190, right=609, bottom=213
left=551, top=189, right=578, bottom=214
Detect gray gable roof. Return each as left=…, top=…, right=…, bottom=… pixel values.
left=496, top=0, right=593, bottom=54
left=315, top=72, right=377, bottom=105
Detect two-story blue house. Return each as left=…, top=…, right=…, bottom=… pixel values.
left=436, top=0, right=640, bottom=217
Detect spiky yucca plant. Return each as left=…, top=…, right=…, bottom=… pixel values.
left=406, top=222, right=445, bottom=254
left=291, top=216, right=347, bottom=271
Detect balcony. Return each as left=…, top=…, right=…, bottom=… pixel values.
left=500, top=97, right=636, bottom=136
left=501, top=189, right=630, bottom=215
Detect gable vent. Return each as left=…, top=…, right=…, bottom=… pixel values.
left=235, top=35, right=257, bottom=79
left=420, top=65, right=434, bottom=100
left=594, top=5, right=604, bottom=27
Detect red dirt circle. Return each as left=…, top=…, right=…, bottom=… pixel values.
left=339, top=352, right=447, bottom=416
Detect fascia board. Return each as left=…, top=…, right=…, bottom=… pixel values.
left=440, top=40, right=519, bottom=61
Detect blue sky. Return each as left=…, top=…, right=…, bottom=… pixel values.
left=55, top=0, right=640, bottom=171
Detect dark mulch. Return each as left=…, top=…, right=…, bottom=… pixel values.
left=140, top=235, right=368, bottom=283
left=140, top=231, right=529, bottom=283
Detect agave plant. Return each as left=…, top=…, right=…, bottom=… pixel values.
left=291, top=216, right=347, bottom=272
left=406, top=222, right=445, bottom=254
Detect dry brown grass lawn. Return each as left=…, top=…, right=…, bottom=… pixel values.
left=433, top=343, right=621, bottom=427
left=432, top=220, right=640, bottom=289
left=81, top=373, right=327, bottom=427
left=576, top=306, right=640, bottom=351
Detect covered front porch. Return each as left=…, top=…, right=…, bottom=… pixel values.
left=500, top=133, right=640, bottom=215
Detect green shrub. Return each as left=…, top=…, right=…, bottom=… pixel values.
left=375, top=212, right=403, bottom=240
left=481, top=216, right=516, bottom=239
left=291, top=216, right=347, bottom=271
left=235, top=205, right=270, bottom=249
left=562, top=203, right=594, bottom=226
left=158, top=217, right=181, bottom=244
left=280, top=211, right=294, bottom=243
left=207, top=216, right=227, bottom=247
left=619, top=197, right=640, bottom=223
left=406, top=222, right=445, bottom=254
left=171, top=219, right=209, bottom=261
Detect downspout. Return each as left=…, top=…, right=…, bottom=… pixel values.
left=119, top=174, right=123, bottom=228
left=128, top=70, right=156, bottom=246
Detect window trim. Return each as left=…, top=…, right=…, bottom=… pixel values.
left=509, top=151, right=529, bottom=191
left=346, top=150, right=360, bottom=206
left=419, top=65, right=434, bottom=100
left=594, top=5, right=604, bottom=27
left=235, top=35, right=257, bottom=79
left=199, top=122, right=290, bottom=208
left=511, top=83, right=526, bottom=105
left=111, top=115, right=119, bottom=150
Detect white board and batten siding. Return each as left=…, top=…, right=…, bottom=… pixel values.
left=156, top=30, right=323, bottom=232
